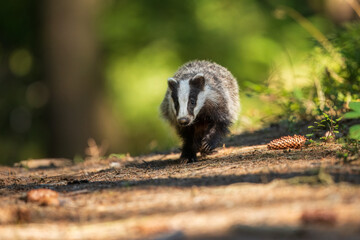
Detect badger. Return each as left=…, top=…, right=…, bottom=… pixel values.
left=160, top=60, right=240, bottom=163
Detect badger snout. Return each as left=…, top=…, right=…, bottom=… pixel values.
left=178, top=117, right=191, bottom=126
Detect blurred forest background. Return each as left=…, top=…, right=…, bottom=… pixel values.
left=0, top=0, right=359, bottom=165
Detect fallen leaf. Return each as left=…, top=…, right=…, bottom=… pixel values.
left=27, top=189, right=59, bottom=206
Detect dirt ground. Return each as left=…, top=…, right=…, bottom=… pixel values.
left=1, top=127, right=360, bottom=240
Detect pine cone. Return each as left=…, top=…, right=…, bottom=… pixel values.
left=267, top=135, right=307, bottom=150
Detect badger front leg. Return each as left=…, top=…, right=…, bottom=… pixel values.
left=200, top=121, right=230, bottom=155
left=178, top=127, right=198, bottom=163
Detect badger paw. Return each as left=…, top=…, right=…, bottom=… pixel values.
left=186, top=156, right=198, bottom=163
left=200, top=141, right=217, bottom=155
left=180, top=152, right=198, bottom=163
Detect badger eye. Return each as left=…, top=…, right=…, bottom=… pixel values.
left=190, top=99, right=196, bottom=105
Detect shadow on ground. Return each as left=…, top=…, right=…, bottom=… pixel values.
left=3, top=166, right=360, bottom=195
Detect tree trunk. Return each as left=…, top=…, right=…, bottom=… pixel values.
left=43, top=0, right=102, bottom=158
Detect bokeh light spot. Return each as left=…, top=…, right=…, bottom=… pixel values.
left=9, top=48, right=33, bottom=77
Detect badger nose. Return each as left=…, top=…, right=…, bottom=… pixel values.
left=178, top=117, right=190, bottom=126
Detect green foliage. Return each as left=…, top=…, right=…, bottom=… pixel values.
left=255, top=20, right=360, bottom=144
left=344, top=102, right=360, bottom=140
left=306, top=110, right=341, bottom=141
left=337, top=139, right=360, bottom=164
left=73, top=155, right=84, bottom=164
left=344, top=102, right=360, bottom=119
left=108, top=153, right=126, bottom=159
left=315, top=23, right=360, bottom=111
left=334, top=102, right=360, bottom=164
left=349, top=125, right=360, bottom=140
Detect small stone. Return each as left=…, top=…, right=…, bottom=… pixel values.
left=109, top=162, right=122, bottom=169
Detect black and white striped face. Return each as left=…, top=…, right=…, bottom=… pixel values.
left=167, top=73, right=206, bottom=126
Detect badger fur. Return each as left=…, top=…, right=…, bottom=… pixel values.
left=160, top=60, right=240, bottom=163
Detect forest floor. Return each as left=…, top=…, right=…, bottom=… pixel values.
left=1, top=125, right=360, bottom=240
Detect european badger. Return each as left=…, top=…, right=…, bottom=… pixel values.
left=160, top=60, right=240, bottom=163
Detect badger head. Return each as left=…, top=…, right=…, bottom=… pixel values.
left=167, top=73, right=207, bottom=127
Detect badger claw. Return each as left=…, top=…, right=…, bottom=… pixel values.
left=200, top=141, right=209, bottom=151
left=187, top=157, right=198, bottom=163
left=200, top=141, right=214, bottom=153
left=180, top=151, right=197, bottom=163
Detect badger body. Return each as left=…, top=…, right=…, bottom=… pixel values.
left=160, top=60, right=240, bottom=163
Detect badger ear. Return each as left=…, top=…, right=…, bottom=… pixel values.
left=190, top=73, right=205, bottom=90
left=167, top=78, right=178, bottom=91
